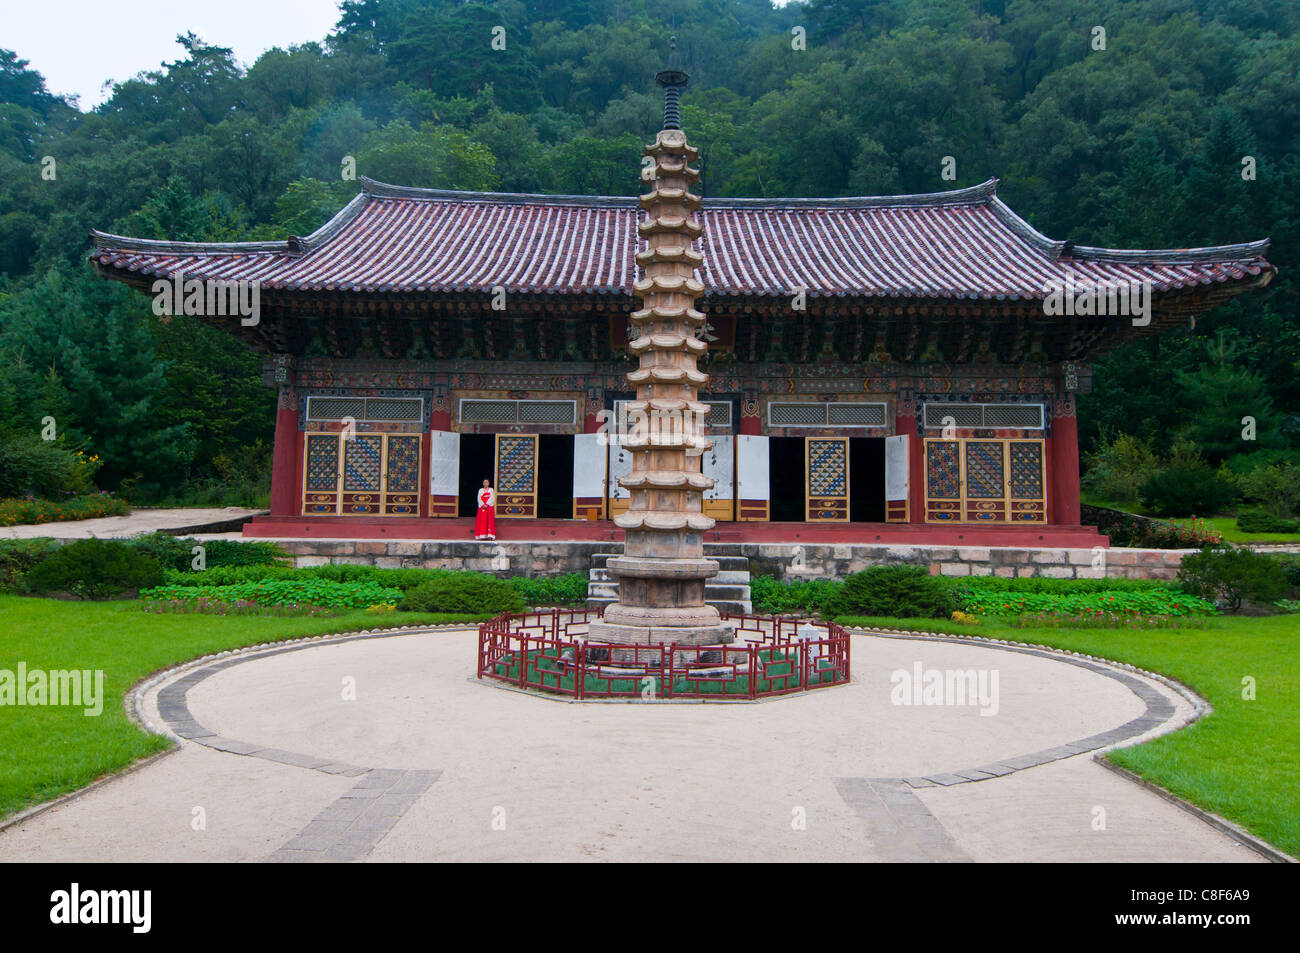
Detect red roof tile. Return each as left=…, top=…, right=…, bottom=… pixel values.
left=90, top=178, right=1272, bottom=301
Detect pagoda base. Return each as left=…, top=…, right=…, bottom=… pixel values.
left=588, top=619, right=736, bottom=647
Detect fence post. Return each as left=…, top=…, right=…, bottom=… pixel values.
left=748, top=644, right=757, bottom=699
left=575, top=640, right=584, bottom=700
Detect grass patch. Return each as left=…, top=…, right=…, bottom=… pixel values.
left=836, top=612, right=1300, bottom=858
left=1083, top=494, right=1300, bottom=543
left=1190, top=516, right=1300, bottom=545
left=0, top=594, right=487, bottom=820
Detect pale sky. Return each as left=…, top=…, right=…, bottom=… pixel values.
left=2, top=0, right=346, bottom=109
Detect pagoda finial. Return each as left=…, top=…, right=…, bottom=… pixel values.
left=655, top=35, right=689, bottom=131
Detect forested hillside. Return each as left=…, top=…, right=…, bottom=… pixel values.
left=0, top=0, right=1296, bottom=505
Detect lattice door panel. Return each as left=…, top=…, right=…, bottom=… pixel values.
left=301, top=432, right=422, bottom=516
left=923, top=439, right=962, bottom=522
left=1008, top=440, right=1047, bottom=523
left=303, top=434, right=341, bottom=514
left=495, top=434, right=538, bottom=518
left=383, top=434, right=422, bottom=515
left=805, top=437, right=849, bottom=521
left=963, top=440, right=1006, bottom=522
left=341, top=434, right=383, bottom=514
left=923, top=438, right=1048, bottom=524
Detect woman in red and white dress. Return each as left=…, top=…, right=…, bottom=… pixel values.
left=473, top=479, right=496, bottom=540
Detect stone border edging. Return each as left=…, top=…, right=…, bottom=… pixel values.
left=845, top=624, right=1196, bottom=787
left=846, top=624, right=1295, bottom=863
left=0, top=621, right=474, bottom=835
left=0, top=748, right=180, bottom=835
left=1092, top=756, right=1297, bottom=864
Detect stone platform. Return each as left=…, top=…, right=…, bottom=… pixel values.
left=255, top=536, right=1189, bottom=582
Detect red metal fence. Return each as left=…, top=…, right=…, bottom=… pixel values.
left=477, top=608, right=851, bottom=700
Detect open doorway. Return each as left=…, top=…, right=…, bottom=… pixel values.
left=537, top=434, right=574, bottom=518
left=849, top=437, right=886, bottom=522
left=457, top=434, right=495, bottom=517
left=769, top=437, right=804, bottom=522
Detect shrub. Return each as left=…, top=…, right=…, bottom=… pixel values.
left=26, top=538, right=163, bottom=599
left=1175, top=547, right=1288, bottom=612
left=750, top=576, right=844, bottom=615
left=0, top=493, right=129, bottom=527
left=1082, top=432, right=1161, bottom=504
left=1138, top=466, right=1237, bottom=517
left=160, top=564, right=299, bottom=586
left=828, top=566, right=955, bottom=619
left=1237, top=463, right=1300, bottom=520
left=0, top=538, right=60, bottom=591
left=128, top=533, right=287, bottom=572
left=1278, top=556, right=1300, bottom=592
left=298, top=563, right=441, bottom=590
left=141, top=578, right=402, bottom=610
left=956, top=587, right=1216, bottom=618
left=1236, top=509, right=1300, bottom=534
left=1220, top=448, right=1300, bottom=478
left=952, top=576, right=1173, bottom=596
left=510, top=573, right=588, bottom=606
left=0, top=435, right=100, bottom=499
left=399, top=573, right=525, bottom=614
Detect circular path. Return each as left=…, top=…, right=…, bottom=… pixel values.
left=0, top=629, right=1264, bottom=863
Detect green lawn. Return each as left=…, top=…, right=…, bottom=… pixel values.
left=1192, top=516, right=1300, bottom=544
left=1082, top=494, right=1300, bottom=543
left=838, top=612, right=1300, bottom=858
left=0, top=595, right=487, bottom=820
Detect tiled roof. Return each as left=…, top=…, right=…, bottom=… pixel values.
left=90, top=177, right=1272, bottom=301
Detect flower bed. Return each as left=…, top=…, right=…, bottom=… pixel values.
left=140, top=578, right=402, bottom=611
left=958, top=587, right=1217, bottom=619
left=140, top=598, right=341, bottom=617
left=0, top=494, right=129, bottom=527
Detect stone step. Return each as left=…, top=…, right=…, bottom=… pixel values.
left=585, top=577, right=748, bottom=590
left=585, top=596, right=752, bottom=617
left=588, top=567, right=750, bottom=584
left=589, top=553, right=750, bottom=571
left=587, top=550, right=753, bottom=615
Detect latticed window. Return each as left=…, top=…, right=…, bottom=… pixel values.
left=459, top=399, right=577, bottom=424
left=460, top=400, right=517, bottom=423
left=769, top=401, right=887, bottom=427
left=306, top=397, right=365, bottom=421
left=828, top=403, right=887, bottom=426
left=306, top=396, right=422, bottom=422
left=769, top=403, right=826, bottom=426
left=923, top=402, right=1043, bottom=430
left=517, top=401, right=577, bottom=423
left=364, top=398, right=423, bottom=421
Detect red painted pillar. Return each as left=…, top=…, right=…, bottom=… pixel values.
left=739, top=390, right=760, bottom=435
left=1051, top=398, right=1081, bottom=525
left=583, top=389, right=603, bottom=434
left=269, top=402, right=300, bottom=516
left=897, top=393, right=925, bottom=524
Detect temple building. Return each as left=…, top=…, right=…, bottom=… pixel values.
left=90, top=171, right=1272, bottom=546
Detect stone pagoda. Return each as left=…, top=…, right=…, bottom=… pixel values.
left=588, top=40, right=734, bottom=650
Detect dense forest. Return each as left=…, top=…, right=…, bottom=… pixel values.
left=0, top=0, right=1296, bottom=508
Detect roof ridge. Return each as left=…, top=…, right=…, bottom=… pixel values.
left=357, top=175, right=1001, bottom=209
left=1068, top=238, right=1271, bottom=264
